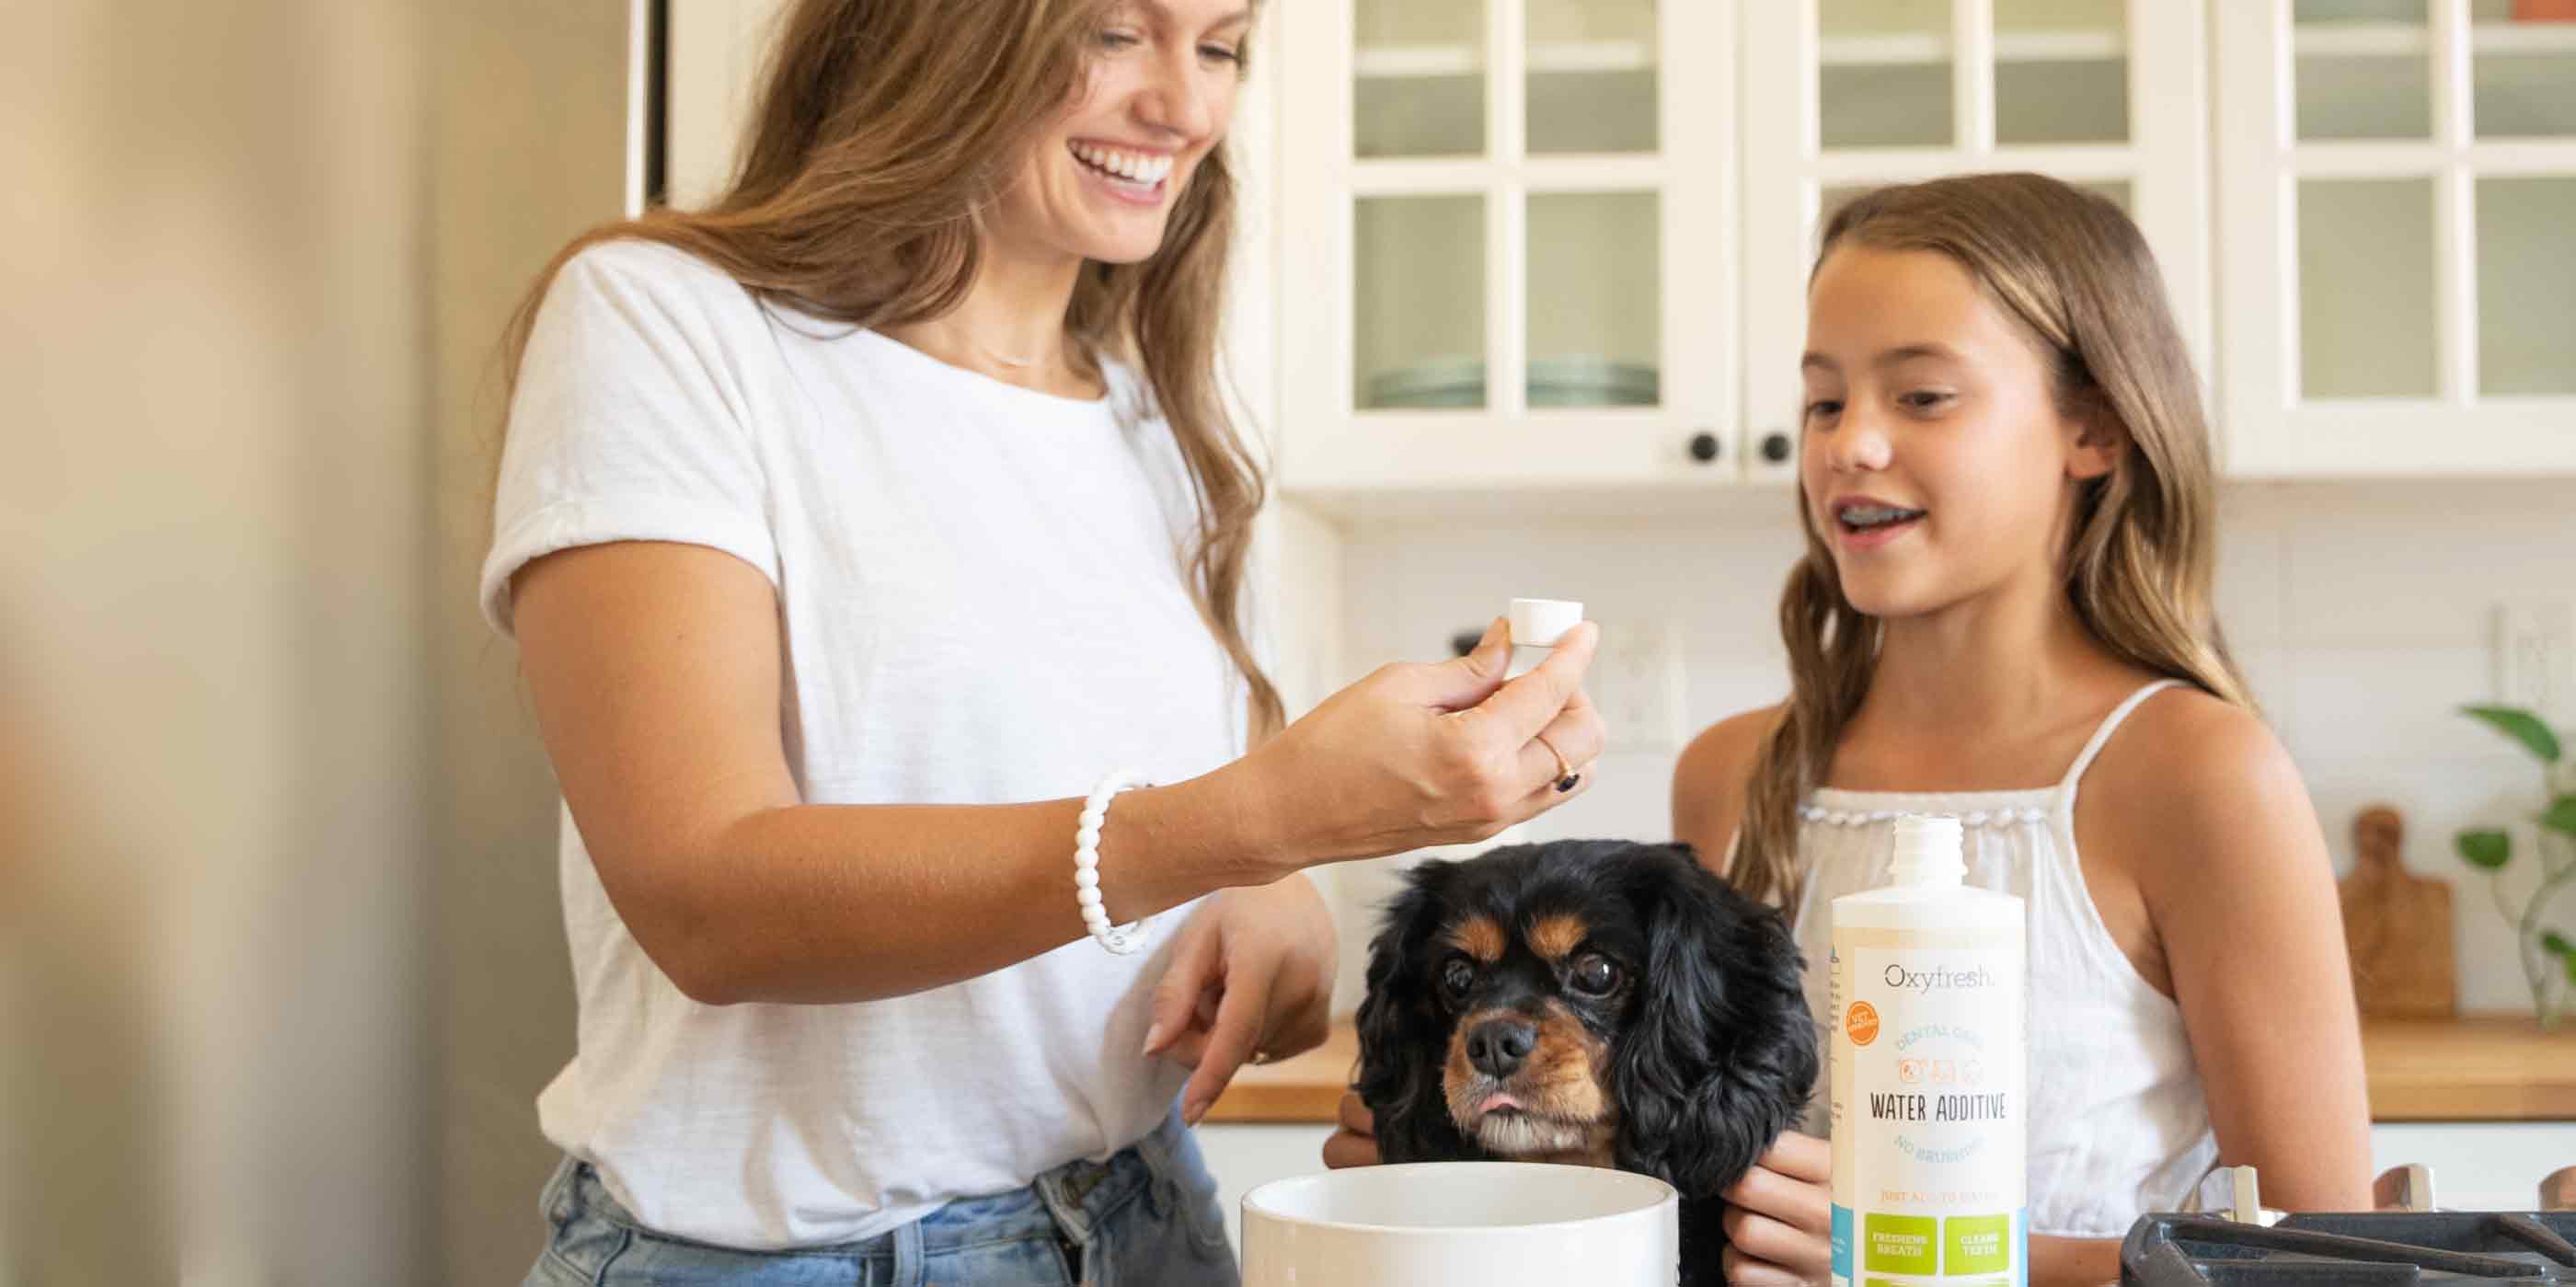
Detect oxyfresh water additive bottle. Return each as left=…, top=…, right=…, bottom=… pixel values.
left=1829, top=814, right=2028, bottom=1287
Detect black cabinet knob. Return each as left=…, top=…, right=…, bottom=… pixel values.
left=1760, top=431, right=1792, bottom=464
left=1688, top=431, right=1721, bottom=464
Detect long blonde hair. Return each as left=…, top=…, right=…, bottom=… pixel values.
left=1731, top=172, right=2249, bottom=909
left=497, top=0, right=1282, bottom=737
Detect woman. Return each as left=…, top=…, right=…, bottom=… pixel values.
left=483, top=1, right=1606, bottom=1283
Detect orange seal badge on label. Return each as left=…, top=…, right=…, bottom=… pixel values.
left=1846, top=1000, right=1880, bottom=1047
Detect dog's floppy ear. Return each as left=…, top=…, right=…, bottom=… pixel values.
left=1611, top=845, right=1819, bottom=1198
left=1353, top=859, right=1477, bottom=1163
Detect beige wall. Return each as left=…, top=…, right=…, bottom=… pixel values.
left=428, top=3, right=629, bottom=1284
left=2, top=3, right=621, bottom=1281
left=3, top=1, right=438, bottom=1281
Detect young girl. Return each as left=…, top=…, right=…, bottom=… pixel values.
left=1674, top=173, right=2373, bottom=1284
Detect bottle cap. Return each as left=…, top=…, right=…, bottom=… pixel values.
left=1891, top=814, right=1967, bottom=886
left=1507, top=598, right=1584, bottom=648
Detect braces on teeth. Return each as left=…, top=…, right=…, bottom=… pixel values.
left=1843, top=506, right=1924, bottom=528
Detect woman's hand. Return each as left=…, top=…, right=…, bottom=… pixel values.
left=1232, top=618, right=1605, bottom=871
left=1320, top=1091, right=1380, bottom=1168
left=1720, top=1130, right=1834, bottom=1286
left=1144, top=874, right=1337, bottom=1124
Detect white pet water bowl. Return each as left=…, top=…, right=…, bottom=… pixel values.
left=1240, top=1162, right=1678, bottom=1287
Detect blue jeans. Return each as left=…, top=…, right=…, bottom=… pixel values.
left=523, top=1107, right=1238, bottom=1286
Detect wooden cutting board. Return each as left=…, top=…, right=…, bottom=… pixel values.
left=2337, top=804, right=2458, bottom=1019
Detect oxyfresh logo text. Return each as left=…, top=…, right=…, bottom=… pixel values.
left=1881, top=963, right=1997, bottom=992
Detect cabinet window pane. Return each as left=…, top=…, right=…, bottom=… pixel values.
left=2474, top=40, right=2576, bottom=138
left=1356, top=196, right=1487, bottom=409
left=2469, top=0, right=2572, bottom=139
left=2297, top=178, right=2437, bottom=399
left=1528, top=0, right=1657, bottom=155
left=1821, top=0, right=1953, bottom=148
left=2478, top=176, right=2576, bottom=396
left=1528, top=191, right=1661, bottom=408
left=1995, top=0, right=2128, bottom=144
left=1356, top=0, right=1484, bottom=158
left=2294, top=2, right=2432, bottom=141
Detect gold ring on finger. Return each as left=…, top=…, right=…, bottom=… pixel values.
left=1533, top=731, right=1580, bottom=793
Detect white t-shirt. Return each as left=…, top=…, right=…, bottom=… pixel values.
left=479, top=239, right=1249, bottom=1249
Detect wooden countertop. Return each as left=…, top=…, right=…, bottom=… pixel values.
left=1205, top=1014, right=2576, bottom=1125
left=2360, top=1014, right=2576, bottom=1121
left=1206, top=1024, right=1362, bottom=1124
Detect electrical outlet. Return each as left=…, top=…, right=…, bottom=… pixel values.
left=2498, top=600, right=2576, bottom=718
left=1592, top=618, right=1688, bottom=752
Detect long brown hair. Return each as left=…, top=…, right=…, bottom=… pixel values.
left=1731, top=172, right=2250, bottom=908
left=497, top=0, right=1282, bottom=737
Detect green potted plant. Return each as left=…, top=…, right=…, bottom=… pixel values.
left=2454, top=706, right=2576, bottom=1029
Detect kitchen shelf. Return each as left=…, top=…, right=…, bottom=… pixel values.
left=1821, top=29, right=2122, bottom=65
left=2295, top=20, right=2576, bottom=57
left=1354, top=40, right=1651, bottom=78
left=1351, top=30, right=2143, bottom=80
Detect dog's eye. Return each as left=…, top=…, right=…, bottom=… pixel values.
left=1438, top=957, right=1476, bottom=1003
left=1569, top=953, right=1623, bottom=997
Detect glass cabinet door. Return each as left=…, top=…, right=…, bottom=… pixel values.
left=1741, top=0, right=2212, bottom=483
left=1277, top=0, right=1733, bottom=495
left=2218, top=0, right=2576, bottom=474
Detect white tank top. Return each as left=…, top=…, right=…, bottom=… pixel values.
left=1783, top=679, right=2219, bottom=1238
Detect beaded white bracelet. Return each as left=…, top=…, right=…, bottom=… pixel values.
left=1075, top=768, right=1155, bottom=955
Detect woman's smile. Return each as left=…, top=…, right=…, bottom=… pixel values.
left=1067, top=139, right=1177, bottom=206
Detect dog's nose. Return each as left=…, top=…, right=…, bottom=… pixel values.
left=1466, top=1019, right=1538, bottom=1078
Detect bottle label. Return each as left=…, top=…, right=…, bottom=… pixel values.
left=1829, top=926, right=2026, bottom=1287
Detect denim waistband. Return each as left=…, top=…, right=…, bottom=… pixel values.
left=555, top=1102, right=1195, bottom=1267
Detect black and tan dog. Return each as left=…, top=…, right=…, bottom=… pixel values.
left=1354, top=839, right=1817, bottom=1284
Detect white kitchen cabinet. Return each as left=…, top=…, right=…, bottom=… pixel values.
left=2214, top=0, right=2576, bottom=475
left=1273, top=0, right=1743, bottom=503
left=666, top=1, right=2576, bottom=524
left=1740, top=0, right=2214, bottom=484
left=1281, top=0, right=2576, bottom=499
left=1275, top=0, right=2218, bottom=506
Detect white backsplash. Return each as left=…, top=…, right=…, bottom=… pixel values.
left=1315, top=478, right=2574, bottom=1017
